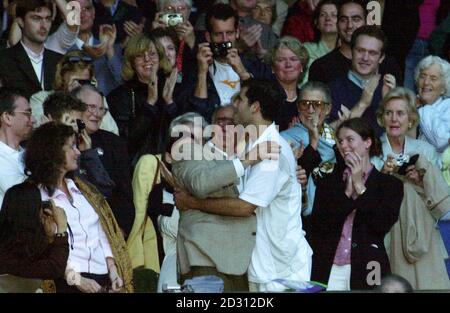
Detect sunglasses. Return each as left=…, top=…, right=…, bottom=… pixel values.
left=298, top=100, right=329, bottom=110
left=75, top=79, right=97, bottom=86
left=66, top=55, right=93, bottom=63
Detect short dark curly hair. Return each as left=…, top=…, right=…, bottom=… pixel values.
left=43, top=91, right=87, bottom=121
left=24, top=122, right=76, bottom=196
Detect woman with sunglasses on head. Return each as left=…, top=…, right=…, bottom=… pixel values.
left=23, top=122, right=133, bottom=293
left=308, top=118, right=403, bottom=291
left=29, top=50, right=119, bottom=135
left=0, top=182, right=69, bottom=292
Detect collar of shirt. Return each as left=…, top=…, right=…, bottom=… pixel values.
left=75, top=35, right=94, bottom=49
left=46, top=178, right=82, bottom=201
left=21, top=41, right=44, bottom=63
left=0, top=140, right=24, bottom=155
left=347, top=70, right=369, bottom=90
left=110, top=0, right=120, bottom=16
left=248, top=122, right=278, bottom=151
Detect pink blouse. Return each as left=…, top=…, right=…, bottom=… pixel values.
left=333, top=166, right=373, bottom=266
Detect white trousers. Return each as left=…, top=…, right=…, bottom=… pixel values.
left=327, top=264, right=351, bottom=291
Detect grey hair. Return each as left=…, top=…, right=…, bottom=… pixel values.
left=169, top=112, right=208, bottom=132
left=299, top=80, right=332, bottom=104
left=414, top=55, right=450, bottom=98
left=71, top=84, right=104, bottom=100
left=376, top=87, right=419, bottom=129
left=266, top=36, right=309, bottom=83
left=157, top=0, right=192, bottom=11
left=211, top=104, right=235, bottom=124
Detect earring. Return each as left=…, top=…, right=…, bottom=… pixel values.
left=408, top=122, right=412, bottom=129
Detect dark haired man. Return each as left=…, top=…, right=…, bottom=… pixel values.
left=184, top=3, right=273, bottom=122
left=0, top=87, right=34, bottom=207
left=309, top=0, right=401, bottom=85
left=175, top=79, right=312, bottom=292
left=329, top=25, right=394, bottom=136
left=0, top=0, right=62, bottom=99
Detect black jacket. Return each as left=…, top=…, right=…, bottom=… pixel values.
left=308, top=166, right=403, bottom=290
left=90, top=129, right=135, bottom=236
left=107, top=78, right=179, bottom=160
left=0, top=43, right=62, bottom=99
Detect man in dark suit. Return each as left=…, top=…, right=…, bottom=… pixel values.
left=73, top=84, right=135, bottom=238
left=0, top=0, right=62, bottom=100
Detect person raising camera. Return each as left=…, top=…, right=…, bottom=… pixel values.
left=184, top=3, right=273, bottom=122
left=371, top=87, right=450, bottom=291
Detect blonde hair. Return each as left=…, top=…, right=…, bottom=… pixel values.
left=121, top=34, right=172, bottom=82
left=376, top=87, right=419, bottom=129
left=267, top=36, right=310, bottom=83
left=53, top=50, right=94, bottom=91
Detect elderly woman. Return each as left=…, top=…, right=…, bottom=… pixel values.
left=373, top=87, right=450, bottom=290
left=414, top=55, right=450, bottom=154
left=152, top=0, right=196, bottom=49
left=24, top=122, right=133, bottom=293
left=29, top=50, right=118, bottom=135
left=267, top=36, right=309, bottom=131
left=0, top=182, right=68, bottom=292
left=107, top=33, right=178, bottom=160
left=302, top=0, right=338, bottom=86
left=281, top=81, right=335, bottom=216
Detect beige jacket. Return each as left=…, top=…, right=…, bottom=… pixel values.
left=385, top=155, right=450, bottom=290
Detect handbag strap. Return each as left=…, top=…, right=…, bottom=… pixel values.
left=140, top=155, right=161, bottom=240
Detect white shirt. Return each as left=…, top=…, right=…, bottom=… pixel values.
left=418, top=97, right=450, bottom=153
left=40, top=178, right=113, bottom=274
left=0, top=141, right=26, bottom=209
left=74, top=35, right=94, bottom=50
left=209, top=60, right=241, bottom=106
left=239, top=123, right=313, bottom=285
left=46, top=22, right=79, bottom=54
left=21, top=41, right=44, bottom=89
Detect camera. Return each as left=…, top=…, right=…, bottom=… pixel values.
left=76, top=119, right=86, bottom=134
left=160, top=13, right=184, bottom=27
left=209, top=41, right=232, bottom=58
left=395, top=154, right=419, bottom=175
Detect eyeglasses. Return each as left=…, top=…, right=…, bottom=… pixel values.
left=298, top=100, right=329, bottom=110
left=87, top=104, right=108, bottom=116
left=13, top=110, right=33, bottom=118
left=66, top=55, right=93, bottom=64
left=75, top=79, right=97, bottom=87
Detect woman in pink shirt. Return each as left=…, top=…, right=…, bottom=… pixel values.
left=308, top=118, right=403, bottom=291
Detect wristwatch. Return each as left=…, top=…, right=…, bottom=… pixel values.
left=55, top=231, right=68, bottom=238
left=356, top=186, right=367, bottom=196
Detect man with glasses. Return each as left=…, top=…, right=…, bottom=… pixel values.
left=72, top=84, right=135, bottom=237
left=308, top=0, right=401, bottom=85
left=0, top=87, right=35, bottom=208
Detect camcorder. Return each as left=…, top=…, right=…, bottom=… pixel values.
left=161, top=13, right=184, bottom=27
left=209, top=41, right=232, bottom=58
left=76, top=119, right=86, bottom=147
left=395, top=154, right=419, bottom=175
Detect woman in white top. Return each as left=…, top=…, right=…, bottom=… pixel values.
left=23, top=122, right=132, bottom=293
left=414, top=55, right=450, bottom=154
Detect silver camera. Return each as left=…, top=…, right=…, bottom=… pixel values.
left=161, top=13, right=184, bottom=27
left=394, top=154, right=410, bottom=167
